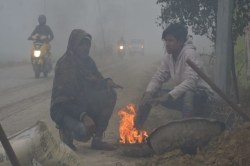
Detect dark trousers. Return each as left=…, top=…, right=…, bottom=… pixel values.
left=160, top=89, right=208, bottom=117
left=138, top=88, right=209, bottom=126
left=50, top=89, right=117, bottom=141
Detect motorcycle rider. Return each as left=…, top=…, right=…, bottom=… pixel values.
left=118, top=37, right=126, bottom=46
left=28, top=15, right=54, bottom=58
left=50, top=29, right=122, bottom=151
left=28, top=14, right=54, bottom=43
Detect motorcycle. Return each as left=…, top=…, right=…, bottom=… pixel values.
left=29, top=34, right=52, bottom=78
left=118, top=44, right=125, bottom=58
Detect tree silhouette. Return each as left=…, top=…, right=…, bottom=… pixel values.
left=156, top=0, right=250, bottom=43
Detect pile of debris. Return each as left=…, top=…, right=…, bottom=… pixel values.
left=136, top=122, right=250, bottom=166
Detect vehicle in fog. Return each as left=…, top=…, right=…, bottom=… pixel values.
left=128, top=39, right=144, bottom=56
left=117, top=37, right=126, bottom=58
left=29, top=34, right=52, bottom=78
left=117, top=43, right=126, bottom=58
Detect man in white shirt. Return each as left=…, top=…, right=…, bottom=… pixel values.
left=135, top=23, right=212, bottom=129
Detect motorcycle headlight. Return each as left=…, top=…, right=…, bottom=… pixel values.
left=119, top=45, right=124, bottom=50
left=141, top=45, right=144, bottom=49
left=34, top=50, right=41, bottom=57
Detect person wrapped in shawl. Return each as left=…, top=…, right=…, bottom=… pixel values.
left=50, top=29, right=122, bottom=151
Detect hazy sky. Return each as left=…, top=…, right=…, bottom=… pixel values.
left=0, top=0, right=212, bottom=62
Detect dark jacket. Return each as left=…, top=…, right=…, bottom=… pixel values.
left=51, top=29, right=108, bottom=111
left=31, top=24, right=54, bottom=41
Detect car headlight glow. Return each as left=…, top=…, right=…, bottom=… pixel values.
left=34, top=50, right=41, bottom=57
left=119, top=45, right=124, bottom=50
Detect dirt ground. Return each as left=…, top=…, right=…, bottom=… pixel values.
left=1, top=54, right=250, bottom=166
left=136, top=121, right=250, bottom=166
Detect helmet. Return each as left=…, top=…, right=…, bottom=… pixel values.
left=38, top=15, right=46, bottom=25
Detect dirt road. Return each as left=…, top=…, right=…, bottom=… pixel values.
left=0, top=55, right=168, bottom=166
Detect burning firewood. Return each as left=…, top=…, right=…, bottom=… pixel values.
left=118, top=104, right=154, bottom=157
left=118, top=103, right=148, bottom=144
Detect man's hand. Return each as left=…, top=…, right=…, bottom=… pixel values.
left=83, top=115, right=96, bottom=135
left=134, top=92, right=153, bottom=130
left=140, top=92, right=153, bottom=106
left=148, top=93, right=172, bottom=105
left=106, top=79, right=123, bottom=90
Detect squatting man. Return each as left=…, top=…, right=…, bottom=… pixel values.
left=135, top=23, right=212, bottom=129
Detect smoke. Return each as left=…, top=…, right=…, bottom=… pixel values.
left=0, top=0, right=168, bottom=64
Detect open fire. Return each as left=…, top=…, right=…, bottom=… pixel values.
left=118, top=103, right=148, bottom=144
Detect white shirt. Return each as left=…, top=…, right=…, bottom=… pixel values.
left=146, top=40, right=207, bottom=99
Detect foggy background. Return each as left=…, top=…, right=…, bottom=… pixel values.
left=0, top=0, right=212, bottom=64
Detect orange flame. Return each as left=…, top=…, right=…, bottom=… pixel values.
left=118, top=103, right=148, bottom=144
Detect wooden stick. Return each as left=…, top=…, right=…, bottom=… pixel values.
left=186, top=59, right=250, bottom=121
left=0, top=123, right=20, bottom=166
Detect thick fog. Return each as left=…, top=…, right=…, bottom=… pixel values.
left=0, top=0, right=212, bottom=63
